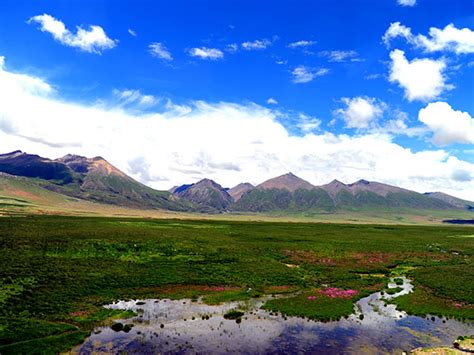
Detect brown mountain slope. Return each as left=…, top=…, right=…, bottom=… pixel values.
left=346, top=179, right=410, bottom=196
left=228, top=183, right=254, bottom=201
left=319, top=179, right=350, bottom=197
left=257, top=172, right=314, bottom=192
left=56, top=154, right=127, bottom=178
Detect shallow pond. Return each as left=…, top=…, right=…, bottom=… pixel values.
left=75, top=278, right=473, bottom=354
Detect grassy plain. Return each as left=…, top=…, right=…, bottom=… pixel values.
left=0, top=216, right=473, bottom=353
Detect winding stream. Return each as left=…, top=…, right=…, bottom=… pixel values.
left=75, top=278, right=473, bottom=354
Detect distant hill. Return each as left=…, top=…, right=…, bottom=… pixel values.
left=321, top=179, right=409, bottom=197
left=0, top=150, right=472, bottom=215
left=319, top=179, right=455, bottom=210
left=0, top=151, right=77, bottom=184
left=171, top=178, right=233, bottom=212
left=0, top=151, right=190, bottom=211
left=424, top=192, right=474, bottom=210
left=228, top=183, right=254, bottom=201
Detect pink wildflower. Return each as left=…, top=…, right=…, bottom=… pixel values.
left=307, top=296, right=317, bottom=300
left=319, top=287, right=358, bottom=299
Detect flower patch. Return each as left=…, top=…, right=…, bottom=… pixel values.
left=320, top=288, right=358, bottom=299
left=306, top=288, right=359, bottom=301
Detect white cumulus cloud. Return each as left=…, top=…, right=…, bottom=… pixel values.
left=383, top=22, right=474, bottom=54
left=388, top=49, right=452, bottom=102
left=189, top=47, right=224, bottom=60
left=418, top=102, right=474, bottom=146
left=28, top=14, right=117, bottom=54
left=292, top=66, right=329, bottom=84
left=397, top=0, right=416, bottom=6
left=336, top=97, right=386, bottom=129
left=266, top=98, right=278, bottom=105
left=149, top=42, right=173, bottom=61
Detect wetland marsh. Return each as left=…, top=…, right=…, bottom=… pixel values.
left=0, top=216, right=473, bottom=353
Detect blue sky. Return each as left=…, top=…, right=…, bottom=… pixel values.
left=0, top=0, right=473, bottom=199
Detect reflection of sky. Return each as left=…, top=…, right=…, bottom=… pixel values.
left=76, top=279, right=474, bottom=354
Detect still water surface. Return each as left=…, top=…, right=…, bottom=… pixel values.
left=75, top=278, right=473, bottom=354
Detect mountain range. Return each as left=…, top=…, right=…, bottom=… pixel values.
left=0, top=150, right=472, bottom=214
left=230, top=173, right=468, bottom=212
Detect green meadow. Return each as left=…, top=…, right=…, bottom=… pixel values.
left=0, top=216, right=473, bottom=353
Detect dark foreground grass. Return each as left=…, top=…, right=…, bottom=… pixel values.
left=0, top=216, right=473, bottom=353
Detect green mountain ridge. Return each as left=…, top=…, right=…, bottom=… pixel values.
left=232, top=176, right=471, bottom=213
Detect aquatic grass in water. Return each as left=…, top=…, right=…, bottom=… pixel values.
left=263, top=291, right=360, bottom=321
left=223, top=310, right=244, bottom=320
left=385, top=287, right=404, bottom=295
left=394, top=278, right=404, bottom=285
